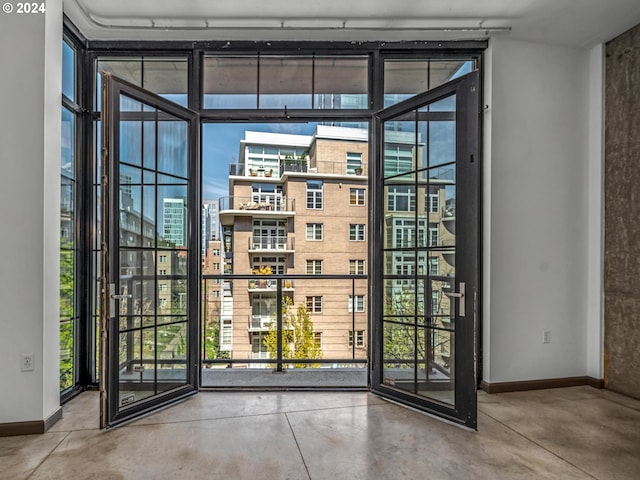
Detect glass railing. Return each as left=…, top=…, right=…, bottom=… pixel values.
left=248, top=236, right=295, bottom=251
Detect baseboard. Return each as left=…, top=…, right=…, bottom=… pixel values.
left=480, top=376, right=605, bottom=394
left=0, top=406, right=63, bottom=437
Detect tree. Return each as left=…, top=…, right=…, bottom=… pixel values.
left=264, top=297, right=322, bottom=368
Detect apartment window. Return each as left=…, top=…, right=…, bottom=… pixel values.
left=349, top=330, right=365, bottom=347
left=428, top=256, right=439, bottom=276
left=212, top=249, right=220, bottom=256
left=220, top=319, right=233, bottom=350
left=349, top=259, right=365, bottom=275
left=350, top=224, right=365, bottom=241
left=306, top=296, right=323, bottom=313
left=213, top=263, right=220, bottom=270
left=212, top=290, right=220, bottom=298
left=428, top=192, right=440, bottom=214
left=159, top=269, right=167, bottom=275
left=387, top=186, right=415, bottom=212
left=159, top=255, right=168, bottom=263
left=350, top=188, right=365, bottom=206
left=158, top=284, right=168, bottom=292
left=428, top=224, right=439, bottom=247
left=306, top=180, right=323, bottom=209
left=348, top=295, right=366, bottom=312
left=306, top=223, right=323, bottom=240
left=313, top=332, right=323, bottom=349
left=346, top=152, right=363, bottom=175
left=252, top=256, right=286, bottom=274
left=306, top=260, right=323, bottom=275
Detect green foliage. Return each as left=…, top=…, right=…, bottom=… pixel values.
left=203, top=318, right=230, bottom=360
left=59, top=237, right=75, bottom=390
left=264, top=297, right=322, bottom=368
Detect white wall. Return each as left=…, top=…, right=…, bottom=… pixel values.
left=0, top=1, right=62, bottom=423
left=483, top=37, right=600, bottom=383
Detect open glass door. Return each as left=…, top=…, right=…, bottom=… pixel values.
left=371, top=71, right=479, bottom=429
left=100, top=73, right=199, bottom=428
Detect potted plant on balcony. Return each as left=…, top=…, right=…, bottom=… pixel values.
left=252, top=265, right=273, bottom=288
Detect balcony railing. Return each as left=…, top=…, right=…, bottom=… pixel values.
left=248, top=315, right=273, bottom=331
left=249, top=236, right=295, bottom=252
left=218, top=195, right=294, bottom=213
left=201, top=274, right=369, bottom=376
left=248, top=278, right=295, bottom=291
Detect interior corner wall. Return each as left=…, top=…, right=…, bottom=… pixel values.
left=483, top=37, right=592, bottom=384
left=604, top=23, right=640, bottom=399
left=0, top=1, right=62, bottom=424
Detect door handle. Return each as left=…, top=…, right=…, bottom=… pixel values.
left=110, top=294, right=132, bottom=300
left=444, top=282, right=465, bottom=317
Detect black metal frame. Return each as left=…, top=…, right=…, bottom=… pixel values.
left=62, top=13, right=485, bottom=423
left=100, top=73, right=200, bottom=427
left=370, top=71, right=480, bottom=429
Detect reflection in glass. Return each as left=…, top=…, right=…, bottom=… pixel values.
left=260, top=57, right=313, bottom=109
left=384, top=59, right=473, bottom=107
left=381, top=97, right=458, bottom=407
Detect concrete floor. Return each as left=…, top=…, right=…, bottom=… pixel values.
left=2, top=386, right=639, bottom=479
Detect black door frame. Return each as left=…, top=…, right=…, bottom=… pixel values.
left=100, top=73, right=200, bottom=428
left=370, top=71, right=480, bottom=429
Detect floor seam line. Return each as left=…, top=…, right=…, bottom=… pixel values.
left=285, top=412, right=312, bottom=480
left=25, top=430, right=72, bottom=480
left=479, top=410, right=601, bottom=480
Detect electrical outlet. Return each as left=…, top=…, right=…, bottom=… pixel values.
left=542, top=329, right=551, bottom=344
left=21, top=353, right=35, bottom=372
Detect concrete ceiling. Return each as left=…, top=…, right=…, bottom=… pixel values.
left=64, top=0, right=640, bottom=49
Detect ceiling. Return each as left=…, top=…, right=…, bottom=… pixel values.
left=64, top=0, right=640, bottom=49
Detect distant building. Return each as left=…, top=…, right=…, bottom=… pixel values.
left=163, top=198, right=187, bottom=247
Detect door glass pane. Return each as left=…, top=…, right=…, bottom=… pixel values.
left=381, top=95, right=458, bottom=408
left=109, top=82, right=194, bottom=416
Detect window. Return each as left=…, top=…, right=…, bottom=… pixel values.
left=220, top=319, right=233, bottom=351
left=212, top=249, right=220, bottom=256
left=159, top=269, right=167, bottom=275
left=159, top=255, right=167, bottom=263
left=350, top=188, right=365, bottom=206
left=306, top=180, right=323, bottom=209
left=428, top=224, right=439, bottom=247
left=313, top=332, right=323, bottom=349
left=428, top=192, right=440, bottom=214
left=213, top=263, right=220, bottom=270
left=158, top=284, right=168, bottom=292
left=350, top=224, right=365, bottom=241
left=348, top=295, right=366, bottom=312
left=203, top=55, right=368, bottom=110
left=428, top=257, right=439, bottom=275
left=387, top=186, right=415, bottom=212
left=306, top=260, right=323, bottom=275
left=349, top=259, right=365, bottom=275
left=346, top=152, right=363, bottom=175
left=213, top=290, right=220, bottom=298
left=349, top=330, right=365, bottom=347
left=60, top=37, right=79, bottom=394
left=306, top=223, right=323, bottom=240
left=306, top=296, right=323, bottom=313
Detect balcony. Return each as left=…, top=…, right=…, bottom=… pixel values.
left=248, top=236, right=295, bottom=253
left=442, top=205, right=455, bottom=234
left=248, top=278, right=295, bottom=292
left=218, top=195, right=296, bottom=225
left=247, top=315, right=273, bottom=332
